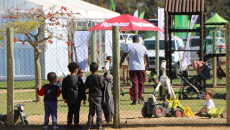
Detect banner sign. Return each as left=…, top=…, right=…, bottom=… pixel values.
left=134, top=10, right=138, bottom=18
left=110, top=0, right=115, bottom=11
left=175, top=15, right=189, bottom=38
left=181, top=15, right=199, bottom=70
left=158, top=8, right=164, bottom=38
left=135, top=11, right=145, bottom=35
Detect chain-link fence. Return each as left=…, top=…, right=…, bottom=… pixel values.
left=0, top=25, right=228, bottom=129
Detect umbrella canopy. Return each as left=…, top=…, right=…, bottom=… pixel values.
left=88, top=14, right=163, bottom=31
left=206, top=13, right=229, bottom=23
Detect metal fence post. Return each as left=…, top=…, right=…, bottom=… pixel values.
left=91, top=34, right=96, bottom=63
left=112, top=26, right=120, bottom=128
left=7, top=27, right=14, bottom=126
left=226, top=23, right=230, bottom=125
left=155, top=32, right=160, bottom=76
left=212, top=31, right=217, bottom=88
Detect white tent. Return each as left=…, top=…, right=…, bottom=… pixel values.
left=0, top=0, right=120, bottom=80
left=0, top=0, right=120, bottom=19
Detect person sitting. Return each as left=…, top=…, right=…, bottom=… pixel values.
left=196, top=89, right=215, bottom=117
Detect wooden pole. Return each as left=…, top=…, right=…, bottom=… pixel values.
left=212, top=31, right=217, bottom=88
left=226, top=23, right=230, bottom=125
left=112, top=26, right=120, bottom=128
left=155, top=32, right=160, bottom=76
left=7, top=27, right=14, bottom=126
left=91, top=34, right=96, bottom=63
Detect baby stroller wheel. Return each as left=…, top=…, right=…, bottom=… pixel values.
left=197, top=92, right=204, bottom=99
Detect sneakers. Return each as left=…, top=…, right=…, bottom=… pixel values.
left=43, top=126, right=48, bottom=130
left=98, top=126, right=104, bottom=130
left=130, top=100, right=137, bottom=105
left=53, top=125, right=60, bottom=130
left=138, top=99, right=144, bottom=104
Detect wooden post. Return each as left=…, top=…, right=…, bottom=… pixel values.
left=7, top=27, right=14, bottom=126
left=212, top=31, right=217, bottom=88
left=91, top=34, right=96, bottom=63
left=226, top=23, right=230, bottom=125
left=155, top=32, right=160, bottom=76
left=112, top=26, right=120, bottom=128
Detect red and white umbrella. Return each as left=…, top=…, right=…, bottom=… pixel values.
left=88, top=14, right=163, bottom=31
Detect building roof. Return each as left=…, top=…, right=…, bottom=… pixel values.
left=1, top=0, right=120, bottom=19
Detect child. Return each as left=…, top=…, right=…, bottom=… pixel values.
left=62, top=62, right=86, bottom=129
left=102, top=72, right=114, bottom=124
left=85, top=62, right=104, bottom=130
left=196, top=89, right=215, bottom=117
left=36, top=72, right=60, bottom=130
left=129, top=87, right=134, bottom=101
left=105, top=56, right=113, bottom=75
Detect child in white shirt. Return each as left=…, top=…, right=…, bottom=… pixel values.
left=196, top=89, right=215, bottom=117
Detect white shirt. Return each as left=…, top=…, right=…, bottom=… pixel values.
left=81, top=77, right=86, bottom=85
left=203, top=99, right=215, bottom=112
left=124, top=43, right=148, bottom=70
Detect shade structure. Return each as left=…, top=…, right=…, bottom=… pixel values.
left=88, top=14, right=163, bottom=31
left=206, top=13, right=229, bottom=24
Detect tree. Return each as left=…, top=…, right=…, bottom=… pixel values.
left=0, top=3, right=80, bottom=101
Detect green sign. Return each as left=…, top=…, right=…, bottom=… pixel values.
left=135, top=12, right=145, bottom=35
left=175, top=15, right=188, bottom=38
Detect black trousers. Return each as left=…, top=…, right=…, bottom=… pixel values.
left=87, top=96, right=102, bottom=126
left=67, top=102, right=81, bottom=125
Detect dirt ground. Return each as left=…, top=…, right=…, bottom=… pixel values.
left=24, top=110, right=226, bottom=126
left=1, top=126, right=230, bottom=130
left=0, top=110, right=227, bottom=130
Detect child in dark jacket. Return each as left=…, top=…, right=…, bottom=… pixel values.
left=62, top=62, right=86, bottom=129
left=102, top=72, right=114, bottom=124
left=85, top=62, right=104, bottom=130
left=36, top=72, right=60, bottom=130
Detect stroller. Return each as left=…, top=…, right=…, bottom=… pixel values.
left=177, top=61, right=211, bottom=100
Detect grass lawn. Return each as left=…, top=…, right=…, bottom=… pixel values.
left=0, top=88, right=226, bottom=117
left=0, top=65, right=227, bottom=117
left=0, top=66, right=226, bottom=89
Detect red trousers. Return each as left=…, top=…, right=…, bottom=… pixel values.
left=129, top=70, right=146, bottom=101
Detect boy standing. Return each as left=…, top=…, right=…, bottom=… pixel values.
left=36, top=72, right=60, bottom=130
left=62, top=62, right=86, bottom=128
left=85, top=62, right=104, bottom=130
left=196, top=89, right=215, bottom=117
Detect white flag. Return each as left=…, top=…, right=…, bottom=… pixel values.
left=158, top=8, right=164, bottom=38
left=181, top=15, right=199, bottom=71
left=133, top=10, right=138, bottom=18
